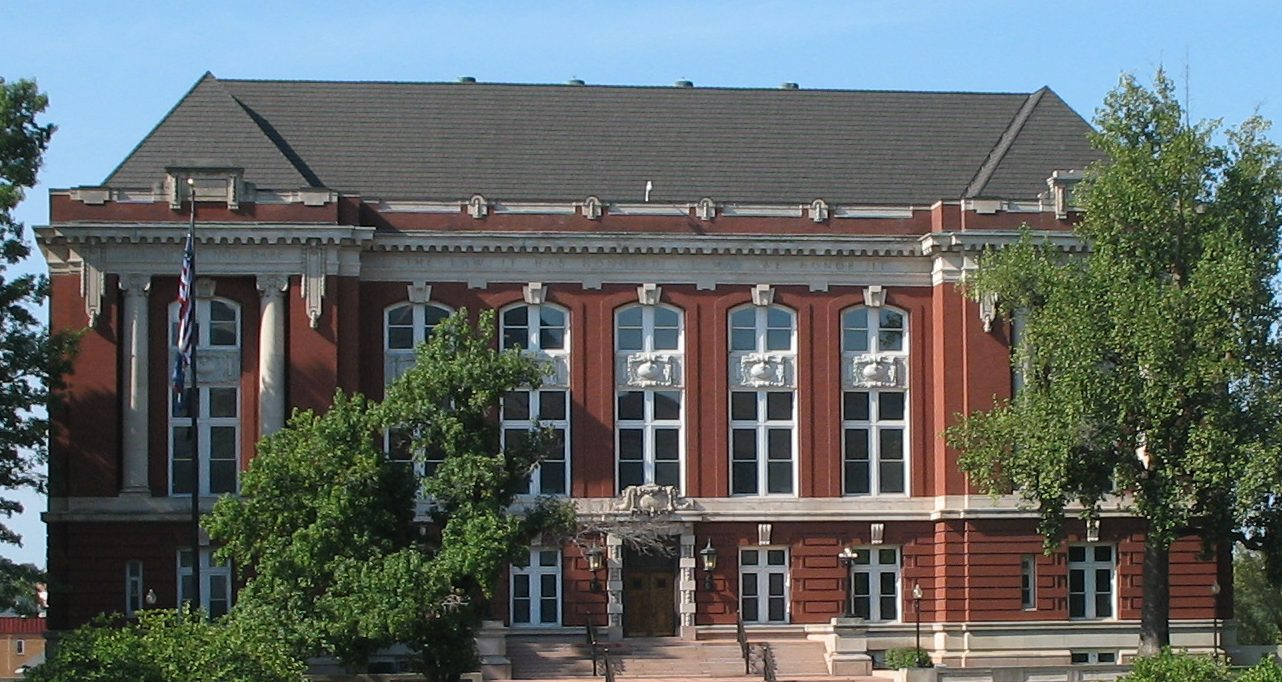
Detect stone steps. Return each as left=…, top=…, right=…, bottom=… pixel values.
left=507, top=636, right=832, bottom=679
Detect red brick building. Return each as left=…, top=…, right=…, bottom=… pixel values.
left=37, top=74, right=1225, bottom=673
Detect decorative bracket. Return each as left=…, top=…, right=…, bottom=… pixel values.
left=637, top=283, right=661, bottom=306
left=468, top=194, right=489, bottom=219
left=303, top=245, right=326, bottom=328
left=407, top=281, right=432, bottom=305
left=194, top=277, right=217, bottom=300
left=582, top=196, right=602, bottom=220
left=81, top=253, right=105, bottom=327
left=758, top=523, right=772, bottom=545
left=696, top=197, right=716, bottom=221
left=751, top=284, right=775, bottom=306
left=979, top=292, right=998, bottom=333
left=809, top=198, right=829, bottom=222
left=863, top=285, right=886, bottom=307
left=523, top=282, right=547, bottom=305
left=870, top=523, right=885, bottom=545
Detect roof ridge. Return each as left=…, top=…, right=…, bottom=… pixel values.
left=102, top=72, right=216, bottom=185
left=963, top=86, right=1048, bottom=198
left=229, top=95, right=324, bottom=188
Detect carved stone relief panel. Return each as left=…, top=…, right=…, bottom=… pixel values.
left=844, top=353, right=908, bottom=389
left=730, top=352, right=796, bottom=389
left=531, top=351, right=570, bottom=388
left=385, top=352, right=417, bottom=384
left=619, top=353, right=683, bottom=388
left=188, top=348, right=241, bottom=385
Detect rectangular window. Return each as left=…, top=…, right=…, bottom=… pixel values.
left=1020, top=555, right=1036, bottom=610
left=842, top=390, right=907, bottom=495
left=740, top=548, right=789, bottom=623
left=170, top=386, right=240, bottom=495
left=1068, top=545, right=1114, bottom=620
left=178, top=548, right=233, bottom=618
left=511, top=548, right=561, bottom=626
left=503, top=390, right=569, bottom=495
left=125, top=560, right=144, bottom=617
left=850, top=547, right=900, bottom=622
left=15, top=640, right=24, bottom=656
left=616, top=390, right=682, bottom=492
left=1071, top=651, right=1117, bottom=664
left=730, top=391, right=795, bottom=495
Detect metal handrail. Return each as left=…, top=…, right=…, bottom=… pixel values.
left=602, top=645, right=616, bottom=682
left=758, top=642, right=778, bottom=682
left=585, top=622, right=601, bottom=676
left=735, top=613, right=751, bottom=674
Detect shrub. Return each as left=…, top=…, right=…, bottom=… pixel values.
left=885, top=647, right=931, bottom=669
left=1238, top=658, right=1282, bottom=682
left=1118, top=649, right=1230, bottom=682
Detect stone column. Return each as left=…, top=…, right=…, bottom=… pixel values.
left=257, top=275, right=289, bottom=437
left=119, top=274, right=151, bottom=495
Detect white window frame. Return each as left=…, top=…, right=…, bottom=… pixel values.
left=841, top=306, right=909, bottom=497
left=125, top=560, right=144, bottom=617
left=178, top=548, right=233, bottom=618
left=501, top=303, right=571, bottom=496
left=850, top=546, right=900, bottom=622
left=385, top=301, right=453, bottom=354
left=169, top=298, right=241, bottom=496
left=502, top=389, right=570, bottom=496
left=14, top=640, right=23, bottom=656
left=616, top=304, right=683, bottom=353
left=1070, top=651, right=1118, bottom=664
left=729, top=305, right=795, bottom=353
left=510, top=547, right=561, bottom=626
left=1068, top=544, right=1115, bottom=620
left=730, top=391, right=796, bottom=496
left=383, top=301, right=454, bottom=481
left=739, top=547, right=790, bottom=623
left=501, top=303, right=569, bottom=352
left=1021, top=555, right=1037, bottom=610
left=616, top=390, right=683, bottom=492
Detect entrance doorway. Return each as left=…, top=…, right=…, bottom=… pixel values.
left=623, top=541, right=677, bottom=637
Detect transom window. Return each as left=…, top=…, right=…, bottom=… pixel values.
left=503, top=390, right=569, bottom=495
left=169, top=298, right=240, bottom=496
left=850, top=546, right=900, bottom=622
left=511, top=548, right=561, bottom=626
left=842, top=306, right=909, bottom=497
left=617, top=304, right=682, bottom=352
left=1068, top=545, right=1114, bottom=620
left=730, top=305, right=794, bottom=352
left=842, top=307, right=905, bottom=353
left=617, top=390, right=682, bottom=491
left=178, top=548, right=233, bottom=618
left=385, top=302, right=451, bottom=351
left=740, top=548, right=789, bottom=623
left=502, top=304, right=568, bottom=351
left=731, top=392, right=795, bottom=495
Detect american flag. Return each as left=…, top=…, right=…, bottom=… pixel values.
left=172, top=228, right=195, bottom=406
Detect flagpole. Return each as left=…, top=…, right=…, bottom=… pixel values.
left=185, top=178, right=202, bottom=617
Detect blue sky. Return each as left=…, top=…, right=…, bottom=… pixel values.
left=5, top=0, right=1282, bottom=568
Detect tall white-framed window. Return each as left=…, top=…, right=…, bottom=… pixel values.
left=501, top=303, right=571, bottom=496
left=14, top=640, right=23, bottom=656
left=728, top=303, right=797, bottom=496
left=740, top=547, right=789, bottom=623
left=850, top=546, right=900, bottom=622
left=1068, top=544, right=1115, bottom=620
left=616, top=303, right=684, bottom=493
left=511, top=547, right=561, bottom=626
left=178, top=548, right=233, bottom=618
left=169, top=298, right=241, bottom=496
left=842, top=306, right=908, bottom=496
left=125, top=560, right=144, bottom=617
left=383, top=301, right=454, bottom=480
left=1021, top=555, right=1037, bottom=610
left=502, top=390, right=568, bottom=495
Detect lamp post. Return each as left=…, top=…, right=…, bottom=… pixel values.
left=837, top=547, right=859, bottom=617
left=700, top=540, right=718, bottom=592
left=585, top=543, right=605, bottom=593
left=144, top=589, right=157, bottom=608
left=1211, top=581, right=1221, bottom=663
left=912, top=583, right=924, bottom=658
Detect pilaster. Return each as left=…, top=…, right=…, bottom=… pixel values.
left=257, top=274, right=289, bottom=436
left=118, top=274, right=151, bottom=495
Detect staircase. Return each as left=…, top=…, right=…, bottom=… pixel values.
left=506, top=635, right=833, bottom=679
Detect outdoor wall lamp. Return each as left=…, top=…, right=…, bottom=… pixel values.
left=585, top=543, right=605, bottom=593
left=1211, top=581, right=1221, bottom=662
left=837, top=546, right=860, bottom=617
left=145, top=589, right=157, bottom=607
left=699, top=540, right=718, bottom=591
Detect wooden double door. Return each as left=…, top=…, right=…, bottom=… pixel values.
left=623, top=544, right=677, bottom=637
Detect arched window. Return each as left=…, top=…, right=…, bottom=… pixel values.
left=169, top=297, right=241, bottom=496
left=841, top=306, right=908, bottom=496
left=500, top=302, right=570, bottom=496
left=615, top=304, right=684, bottom=492
left=728, top=303, right=797, bottom=496
left=383, top=302, right=453, bottom=478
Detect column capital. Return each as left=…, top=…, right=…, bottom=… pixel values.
left=118, top=273, right=152, bottom=296
left=256, top=274, right=289, bottom=297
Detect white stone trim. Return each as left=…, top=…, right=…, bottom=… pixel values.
left=608, top=203, right=689, bottom=216
left=303, top=245, right=326, bottom=328
left=80, top=250, right=105, bottom=327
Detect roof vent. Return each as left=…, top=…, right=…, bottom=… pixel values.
left=675, top=80, right=694, bottom=88
left=781, top=82, right=799, bottom=90
left=568, top=78, right=585, bottom=86
left=458, top=76, right=477, bottom=83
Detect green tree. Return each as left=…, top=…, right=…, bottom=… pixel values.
left=208, top=310, right=575, bottom=681
left=0, top=77, right=76, bottom=609
left=1235, top=548, right=1282, bottom=645
left=948, top=71, right=1282, bottom=655
left=25, top=608, right=304, bottom=682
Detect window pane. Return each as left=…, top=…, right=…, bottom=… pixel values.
left=540, top=307, right=565, bottom=328
left=503, top=327, right=527, bottom=349
left=539, top=550, right=558, bottom=567
left=1069, top=569, right=1084, bottom=592
left=767, top=550, right=785, bottom=566
left=619, top=462, right=644, bottom=489
left=1069, top=546, right=1086, bottom=562
left=768, top=596, right=785, bottom=622
left=879, top=330, right=903, bottom=351
left=618, top=429, right=644, bottom=460
left=730, top=308, right=756, bottom=328
left=880, top=309, right=904, bottom=329
left=539, top=462, right=566, bottom=494
left=1069, top=594, right=1085, bottom=618
left=502, top=392, right=530, bottom=420
left=653, top=307, right=679, bottom=328
left=765, top=393, right=793, bottom=420
left=209, top=321, right=237, bottom=347
left=731, top=328, right=755, bottom=351
left=844, top=461, right=869, bottom=495
left=654, top=461, right=679, bottom=487
left=765, top=329, right=791, bottom=351
left=388, top=327, right=414, bottom=350
left=766, top=307, right=791, bottom=329
left=210, top=461, right=237, bottom=494
left=732, top=462, right=758, bottom=495
left=538, top=391, right=566, bottom=420
left=618, top=307, right=643, bottom=327
left=210, top=427, right=236, bottom=459
left=766, top=461, right=792, bottom=494
left=767, top=429, right=791, bottom=459
left=617, top=329, right=643, bottom=351
left=732, top=430, right=757, bottom=460
left=741, top=550, right=759, bottom=566
left=730, top=392, right=757, bottom=421
left=540, top=327, right=566, bottom=350
left=653, top=392, right=681, bottom=420
left=845, top=429, right=869, bottom=461
left=878, top=549, right=897, bottom=565
left=504, top=307, right=528, bottom=326
left=617, top=391, right=644, bottom=420
left=654, top=429, right=679, bottom=460
left=423, top=305, right=450, bottom=328
left=387, top=305, right=413, bottom=325
left=879, top=392, right=905, bottom=420
left=880, top=429, right=904, bottom=461
left=172, top=459, right=193, bottom=495
left=879, top=460, right=904, bottom=494
left=173, top=427, right=193, bottom=460
left=1095, top=546, right=1113, bottom=563
left=653, top=328, right=679, bottom=350
left=844, top=392, right=870, bottom=421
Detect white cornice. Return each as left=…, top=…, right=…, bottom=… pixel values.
left=36, top=223, right=374, bottom=247
left=370, top=231, right=925, bottom=257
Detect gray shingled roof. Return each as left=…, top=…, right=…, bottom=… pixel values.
left=105, top=74, right=1100, bottom=205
